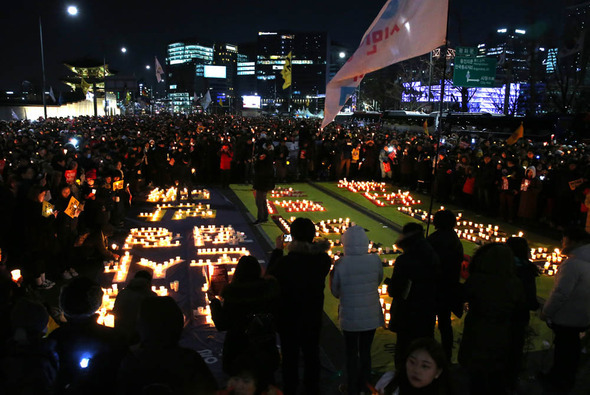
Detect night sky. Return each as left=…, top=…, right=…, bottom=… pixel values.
left=1, top=0, right=563, bottom=93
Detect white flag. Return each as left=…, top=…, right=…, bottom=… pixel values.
left=200, top=90, right=212, bottom=111
left=321, top=0, right=448, bottom=128
left=49, top=86, right=56, bottom=103
left=155, top=56, right=164, bottom=83
left=11, top=109, right=19, bottom=120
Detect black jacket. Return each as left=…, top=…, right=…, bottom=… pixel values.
left=210, top=278, right=280, bottom=374
left=427, top=229, right=464, bottom=309
left=267, top=240, right=332, bottom=331
left=252, top=155, right=275, bottom=191
left=388, top=235, right=440, bottom=324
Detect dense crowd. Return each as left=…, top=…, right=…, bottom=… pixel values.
left=0, top=114, right=589, bottom=394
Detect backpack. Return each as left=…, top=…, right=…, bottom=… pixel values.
left=244, top=312, right=276, bottom=347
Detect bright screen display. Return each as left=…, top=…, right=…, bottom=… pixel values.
left=204, top=65, right=227, bottom=78
left=242, top=95, right=261, bottom=109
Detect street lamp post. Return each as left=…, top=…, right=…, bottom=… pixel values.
left=39, top=16, right=47, bottom=119
left=39, top=5, right=78, bottom=120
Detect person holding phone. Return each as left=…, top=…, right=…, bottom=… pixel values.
left=266, top=218, right=332, bottom=395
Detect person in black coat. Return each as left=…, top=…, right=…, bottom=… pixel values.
left=252, top=151, right=275, bottom=224
left=266, top=218, right=332, bottom=395
left=209, top=255, right=280, bottom=392
left=388, top=223, right=440, bottom=369
left=118, top=296, right=217, bottom=395
left=21, top=184, right=58, bottom=289
left=427, top=210, right=464, bottom=363
left=50, top=277, right=127, bottom=394
left=506, top=236, right=539, bottom=388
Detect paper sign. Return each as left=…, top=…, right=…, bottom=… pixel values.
left=64, top=196, right=81, bottom=218
left=569, top=178, right=584, bottom=191
left=113, top=180, right=124, bottom=191
left=42, top=201, right=54, bottom=218
left=65, top=170, right=76, bottom=184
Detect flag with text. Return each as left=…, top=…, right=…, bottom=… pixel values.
left=321, top=0, right=448, bottom=128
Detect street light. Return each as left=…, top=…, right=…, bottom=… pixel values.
left=146, top=65, right=151, bottom=70
left=40, top=5, right=78, bottom=119
left=121, top=47, right=127, bottom=53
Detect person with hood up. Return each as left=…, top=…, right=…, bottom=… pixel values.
left=267, top=217, right=332, bottom=395
left=330, top=225, right=384, bottom=395
left=540, top=227, right=590, bottom=392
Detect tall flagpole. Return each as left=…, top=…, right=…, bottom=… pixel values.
left=426, top=0, right=452, bottom=237
left=39, top=16, right=47, bottom=120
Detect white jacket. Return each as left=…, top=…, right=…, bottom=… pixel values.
left=331, top=226, right=384, bottom=331
left=543, top=244, right=590, bottom=328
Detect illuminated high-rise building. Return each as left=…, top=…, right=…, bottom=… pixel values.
left=166, top=41, right=214, bottom=111
left=255, top=31, right=329, bottom=112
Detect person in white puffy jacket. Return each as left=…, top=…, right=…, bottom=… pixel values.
left=331, top=225, right=384, bottom=394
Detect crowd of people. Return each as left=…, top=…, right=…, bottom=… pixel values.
left=0, top=113, right=589, bottom=394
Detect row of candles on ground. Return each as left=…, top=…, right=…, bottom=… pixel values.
left=275, top=216, right=351, bottom=237
left=533, top=247, right=563, bottom=276
left=138, top=206, right=166, bottom=222
left=273, top=199, right=326, bottom=212
left=172, top=204, right=215, bottom=220
left=123, top=227, right=181, bottom=249
left=338, top=179, right=387, bottom=193
left=97, top=282, right=180, bottom=328
left=362, top=191, right=420, bottom=207
left=270, top=187, right=306, bottom=198
left=146, top=187, right=210, bottom=203
left=266, top=200, right=278, bottom=215
left=196, top=247, right=250, bottom=255
left=398, top=206, right=564, bottom=276
left=193, top=225, right=246, bottom=247
left=330, top=243, right=399, bottom=258
left=104, top=252, right=131, bottom=282
left=378, top=284, right=393, bottom=326
left=136, top=257, right=183, bottom=279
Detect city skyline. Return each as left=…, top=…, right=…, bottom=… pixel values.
left=1, top=0, right=561, bottom=92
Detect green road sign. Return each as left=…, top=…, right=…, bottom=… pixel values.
left=456, top=46, right=477, bottom=57
left=453, top=56, right=497, bottom=88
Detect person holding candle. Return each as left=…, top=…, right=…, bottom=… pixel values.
left=539, top=227, right=590, bottom=392
left=330, top=225, right=384, bottom=394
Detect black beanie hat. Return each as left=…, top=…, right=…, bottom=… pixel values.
left=59, top=277, right=103, bottom=319
left=290, top=217, right=316, bottom=243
